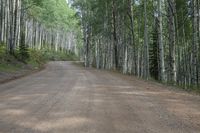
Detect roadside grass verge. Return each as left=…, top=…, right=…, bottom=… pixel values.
left=0, top=45, right=23, bottom=73
left=0, top=44, right=79, bottom=74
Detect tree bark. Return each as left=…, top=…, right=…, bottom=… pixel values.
left=112, top=0, right=118, bottom=69
left=167, top=0, right=176, bottom=83
left=158, top=0, right=165, bottom=81
left=191, top=0, right=198, bottom=86
left=144, top=0, right=149, bottom=79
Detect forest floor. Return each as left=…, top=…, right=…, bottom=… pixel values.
left=0, top=61, right=200, bottom=133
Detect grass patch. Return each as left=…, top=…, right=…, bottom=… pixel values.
left=0, top=45, right=23, bottom=73
left=0, top=45, right=44, bottom=73
left=0, top=63, right=22, bottom=73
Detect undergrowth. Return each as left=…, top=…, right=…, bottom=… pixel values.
left=0, top=44, right=79, bottom=73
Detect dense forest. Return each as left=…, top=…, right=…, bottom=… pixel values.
left=0, top=0, right=82, bottom=60
left=0, top=0, right=200, bottom=89
left=1, top=1, right=200, bottom=132
left=73, top=0, right=200, bottom=89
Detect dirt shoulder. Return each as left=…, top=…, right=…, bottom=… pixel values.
left=0, top=64, right=45, bottom=84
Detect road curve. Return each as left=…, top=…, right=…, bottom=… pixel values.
left=0, top=61, right=200, bottom=133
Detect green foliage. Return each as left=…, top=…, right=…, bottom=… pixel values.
left=175, top=0, right=191, bottom=41
left=26, top=0, right=83, bottom=53
left=27, top=49, right=46, bottom=68
left=0, top=44, right=42, bottom=72
left=18, top=44, right=30, bottom=63
left=26, top=49, right=79, bottom=68
left=0, top=47, right=78, bottom=73
left=0, top=44, right=17, bottom=63
left=0, top=44, right=6, bottom=60
left=27, top=0, right=80, bottom=31
left=0, top=44, right=23, bottom=72
left=41, top=50, right=79, bottom=61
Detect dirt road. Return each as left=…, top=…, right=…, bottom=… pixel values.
left=0, top=61, right=200, bottom=133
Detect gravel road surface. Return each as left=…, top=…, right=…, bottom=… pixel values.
left=0, top=61, right=200, bottom=133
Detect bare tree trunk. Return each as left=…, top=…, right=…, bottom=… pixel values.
left=127, top=0, right=137, bottom=75
left=112, top=0, right=118, bottom=69
left=143, top=0, right=149, bottom=79
left=0, top=0, right=3, bottom=42
left=9, top=0, right=15, bottom=54
left=191, top=0, right=198, bottom=86
left=13, top=0, right=19, bottom=48
left=158, top=0, right=165, bottom=81
left=167, top=0, right=176, bottom=83
left=20, top=0, right=26, bottom=52
left=197, top=0, right=200, bottom=86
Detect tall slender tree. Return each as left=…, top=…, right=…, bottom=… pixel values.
left=158, top=0, right=165, bottom=81
left=143, top=0, right=149, bottom=79
left=167, top=0, right=176, bottom=83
